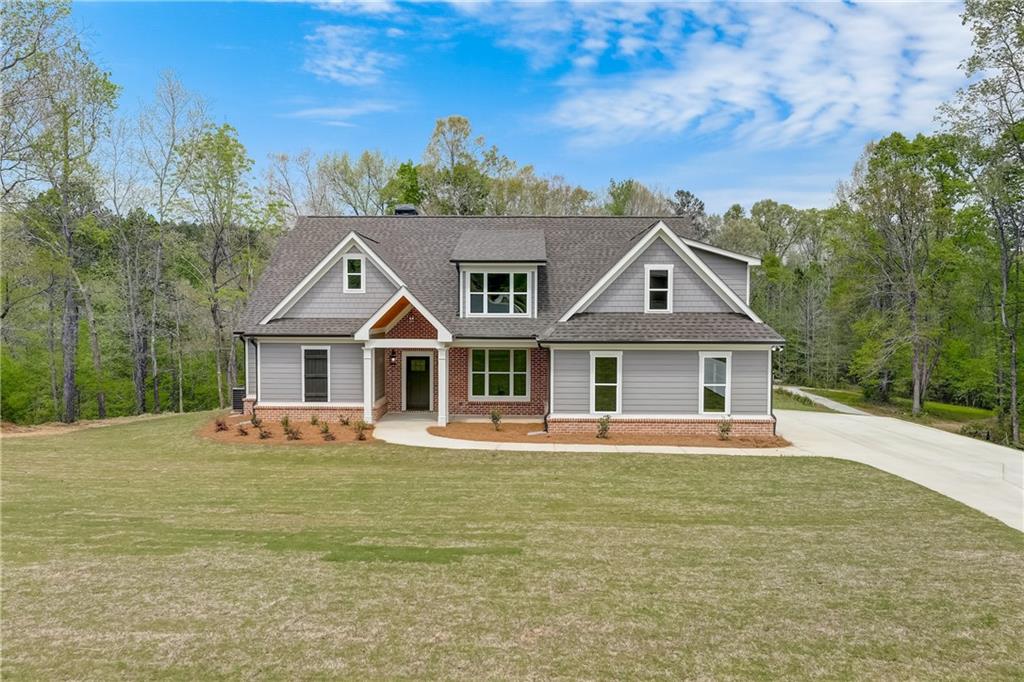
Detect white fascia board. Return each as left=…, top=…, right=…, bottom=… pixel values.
left=540, top=343, right=776, bottom=351
left=683, top=239, right=762, bottom=266
left=354, top=286, right=453, bottom=342
left=259, top=232, right=405, bottom=324
left=558, top=221, right=763, bottom=323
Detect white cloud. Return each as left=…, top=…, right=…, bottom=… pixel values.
left=285, top=100, right=397, bottom=126
left=303, top=24, right=400, bottom=86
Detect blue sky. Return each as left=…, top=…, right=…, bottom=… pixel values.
left=73, top=1, right=971, bottom=213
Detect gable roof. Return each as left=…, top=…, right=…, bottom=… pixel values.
left=450, top=228, right=547, bottom=262
left=559, top=221, right=763, bottom=323
left=238, top=215, right=772, bottom=340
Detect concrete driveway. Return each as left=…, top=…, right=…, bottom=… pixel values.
left=776, top=409, right=1024, bottom=531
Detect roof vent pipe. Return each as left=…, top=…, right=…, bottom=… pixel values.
left=394, top=204, right=419, bottom=215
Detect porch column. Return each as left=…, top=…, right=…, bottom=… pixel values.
left=362, top=347, right=374, bottom=424
left=437, top=346, right=448, bottom=426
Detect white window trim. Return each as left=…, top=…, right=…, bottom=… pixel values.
left=301, top=345, right=331, bottom=403
left=464, top=267, right=534, bottom=318
left=342, top=254, right=365, bottom=293
left=589, top=350, right=623, bottom=415
left=698, top=350, right=732, bottom=415
left=644, top=263, right=673, bottom=314
left=401, top=351, right=434, bottom=411
left=468, top=348, right=531, bottom=402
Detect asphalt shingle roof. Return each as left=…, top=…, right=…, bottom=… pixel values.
left=541, top=312, right=785, bottom=344
left=450, top=228, right=547, bottom=262
left=238, top=215, right=782, bottom=344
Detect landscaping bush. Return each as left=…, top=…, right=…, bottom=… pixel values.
left=490, top=408, right=503, bottom=431
left=285, top=425, right=302, bottom=441
left=596, top=415, right=610, bottom=439
left=339, top=415, right=350, bottom=426
left=214, top=418, right=228, bottom=432
left=718, top=419, right=733, bottom=441
left=236, top=424, right=249, bottom=436
left=353, top=420, right=369, bottom=441
left=280, top=415, right=290, bottom=430
left=310, top=415, right=318, bottom=426
left=250, top=415, right=262, bottom=428
left=258, top=427, right=272, bottom=440
left=322, top=430, right=336, bottom=441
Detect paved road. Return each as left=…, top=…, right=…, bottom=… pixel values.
left=782, top=386, right=870, bottom=415
left=776, top=409, right=1024, bottom=531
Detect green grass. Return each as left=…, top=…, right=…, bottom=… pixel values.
left=3, top=412, right=1023, bottom=679
left=809, top=388, right=996, bottom=423
left=773, top=388, right=834, bottom=412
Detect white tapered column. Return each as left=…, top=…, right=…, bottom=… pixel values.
left=363, top=347, right=374, bottom=424
left=437, top=346, right=448, bottom=426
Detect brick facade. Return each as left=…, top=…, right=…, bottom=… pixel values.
left=385, top=310, right=438, bottom=339
left=382, top=349, right=438, bottom=412
left=546, top=416, right=776, bottom=438
left=248, top=404, right=365, bottom=424
left=448, top=347, right=549, bottom=417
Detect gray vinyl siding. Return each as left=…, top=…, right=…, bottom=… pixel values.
left=730, top=350, right=770, bottom=414
left=695, top=249, right=749, bottom=303
left=551, top=350, right=590, bottom=413
left=285, top=248, right=396, bottom=319
left=552, top=348, right=770, bottom=415
left=585, top=239, right=732, bottom=313
left=258, top=342, right=363, bottom=403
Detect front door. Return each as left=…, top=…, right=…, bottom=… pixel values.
left=405, top=355, right=431, bottom=410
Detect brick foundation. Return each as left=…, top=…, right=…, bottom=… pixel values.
left=447, top=347, right=548, bottom=417
left=547, top=416, right=777, bottom=438
left=249, top=405, right=365, bottom=424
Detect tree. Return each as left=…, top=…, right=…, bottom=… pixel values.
left=382, top=160, right=422, bottom=211
left=941, top=0, right=1023, bottom=444
left=319, top=149, right=395, bottom=216
left=604, top=178, right=670, bottom=216
left=668, top=189, right=713, bottom=240
left=420, top=116, right=496, bottom=215
left=839, top=133, right=964, bottom=416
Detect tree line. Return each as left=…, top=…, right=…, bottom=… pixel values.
left=1, top=0, right=1020, bottom=445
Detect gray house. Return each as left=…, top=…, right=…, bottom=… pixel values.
left=237, top=214, right=784, bottom=437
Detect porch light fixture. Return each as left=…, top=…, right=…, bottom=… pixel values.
left=389, top=349, right=397, bottom=367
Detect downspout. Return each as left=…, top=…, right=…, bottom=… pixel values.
left=539, top=337, right=551, bottom=433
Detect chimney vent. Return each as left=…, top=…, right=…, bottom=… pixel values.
left=394, top=204, right=419, bottom=216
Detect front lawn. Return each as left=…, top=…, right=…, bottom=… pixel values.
left=2, top=412, right=1022, bottom=679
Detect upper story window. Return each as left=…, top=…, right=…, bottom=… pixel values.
left=645, top=264, right=673, bottom=313
left=343, top=254, right=364, bottom=293
left=466, top=270, right=531, bottom=316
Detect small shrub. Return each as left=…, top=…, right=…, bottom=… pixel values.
left=214, top=418, right=229, bottom=432
left=718, top=418, right=733, bottom=441
left=339, top=415, right=350, bottom=426
left=250, top=415, right=262, bottom=428
left=258, top=427, right=272, bottom=440
left=353, top=419, right=369, bottom=441
left=596, top=414, right=610, bottom=439
left=236, top=424, right=249, bottom=436
left=490, top=408, right=503, bottom=431
left=286, top=425, right=302, bottom=441
left=310, top=415, right=319, bottom=426
left=319, top=421, right=331, bottom=434
left=280, top=415, right=290, bottom=430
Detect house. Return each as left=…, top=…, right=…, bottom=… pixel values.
left=237, top=213, right=785, bottom=437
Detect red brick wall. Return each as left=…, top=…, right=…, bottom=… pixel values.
left=448, top=347, right=548, bottom=417
left=250, top=404, right=364, bottom=424
left=385, top=310, right=437, bottom=339
left=547, top=416, right=776, bottom=438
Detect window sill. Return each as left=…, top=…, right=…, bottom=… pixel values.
left=468, top=396, right=531, bottom=403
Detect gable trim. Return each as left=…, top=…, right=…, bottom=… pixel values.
left=558, top=221, right=763, bottom=323
left=354, top=287, right=454, bottom=342
left=684, top=239, right=761, bottom=266
left=259, top=232, right=404, bottom=325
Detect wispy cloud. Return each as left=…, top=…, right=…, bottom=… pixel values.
left=303, top=24, right=400, bottom=85
left=284, top=100, right=397, bottom=126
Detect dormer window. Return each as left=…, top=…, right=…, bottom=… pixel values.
left=645, top=264, right=673, bottom=313
left=343, top=254, right=364, bottom=293
left=466, top=270, right=531, bottom=316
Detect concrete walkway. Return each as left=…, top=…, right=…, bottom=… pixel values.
left=372, top=412, right=795, bottom=456
left=374, top=410, right=1024, bottom=532
left=782, top=386, right=870, bottom=415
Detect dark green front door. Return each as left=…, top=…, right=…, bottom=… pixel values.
left=405, top=355, right=430, bottom=410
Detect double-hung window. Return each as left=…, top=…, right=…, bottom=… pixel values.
left=470, top=349, right=528, bottom=399
left=343, top=254, right=364, bottom=293
left=467, top=271, right=530, bottom=316
left=645, top=264, right=672, bottom=313
left=302, top=346, right=329, bottom=402
left=699, top=351, right=730, bottom=414
left=590, top=351, right=622, bottom=414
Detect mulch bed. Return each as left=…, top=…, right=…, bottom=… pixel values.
left=198, top=414, right=375, bottom=446
left=427, top=422, right=790, bottom=448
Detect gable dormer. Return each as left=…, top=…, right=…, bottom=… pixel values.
left=559, top=221, right=762, bottom=323
left=451, top=228, right=547, bottom=319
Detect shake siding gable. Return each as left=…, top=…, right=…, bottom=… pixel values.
left=585, top=240, right=733, bottom=313
left=285, top=248, right=396, bottom=318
